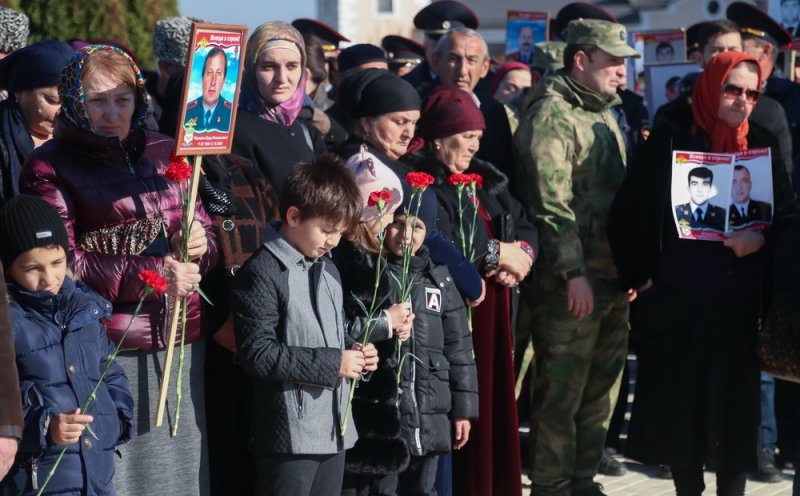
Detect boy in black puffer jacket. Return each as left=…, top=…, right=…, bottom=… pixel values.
left=378, top=193, right=479, bottom=495
left=0, top=196, right=134, bottom=496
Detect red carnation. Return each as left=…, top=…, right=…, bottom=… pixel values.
left=367, top=189, right=393, bottom=208
left=138, top=270, right=168, bottom=294
left=406, top=172, right=434, bottom=189
left=164, top=156, right=193, bottom=182
left=468, top=173, right=483, bottom=188
left=447, top=173, right=472, bottom=187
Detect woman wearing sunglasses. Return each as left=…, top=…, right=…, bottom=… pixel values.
left=608, top=51, right=800, bottom=495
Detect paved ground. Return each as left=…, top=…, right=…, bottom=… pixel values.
left=521, top=461, right=796, bottom=495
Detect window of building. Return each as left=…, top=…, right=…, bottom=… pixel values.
left=377, top=0, right=393, bottom=14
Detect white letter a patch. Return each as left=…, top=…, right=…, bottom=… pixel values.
left=425, top=287, right=442, bottom=312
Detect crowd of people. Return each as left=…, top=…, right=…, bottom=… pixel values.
left=0, top=1, right=798, bottom=496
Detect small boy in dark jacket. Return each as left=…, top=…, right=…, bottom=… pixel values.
left=0, top=196, right=134, bottom=496
left=380, top=192, right=479, bottom=495
left=231, top=156, right=379, bottom=496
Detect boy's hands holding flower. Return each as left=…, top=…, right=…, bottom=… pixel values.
left=49, top=408, right=93, bottom=446
left=169, top=220, right=208, bottom=261
left=354, top=342, right=380, bottom=372
left=340, top=350, right=366, bottom=379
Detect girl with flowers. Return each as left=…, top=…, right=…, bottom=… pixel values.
left=20, top=46, right=217, bottom=496
left=402, top=85, right=538, bottom=496
left=380, top=175, right=479, bottom=495
left=332, top=148, right=417, bottom=495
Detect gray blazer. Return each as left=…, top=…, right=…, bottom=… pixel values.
left=232, top=222, right=357, bottom=456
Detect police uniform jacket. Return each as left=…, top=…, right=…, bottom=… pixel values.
left=674, top=202, right=727, bottom=231
left=728, top=200, right=772, bottom=227
left=184, top=96, right=233, bottom=132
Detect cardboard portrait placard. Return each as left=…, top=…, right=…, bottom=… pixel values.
left=671, top=151, right=734, bottom=241
left=729, top=148, right=774, bottom=232
left=671, top=148, right=773, bottom=241
left=644, top=62, right=700, bottom=123
left=175, top=23, right=248, bottom=156
left=641, top=30, right=686, bottom=65
left=505, top=11, right=549, bottom=62
left=769, top=0, right=800, bottom=39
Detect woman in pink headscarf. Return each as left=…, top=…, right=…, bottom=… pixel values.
left=232, top=21, right=326, bottom=195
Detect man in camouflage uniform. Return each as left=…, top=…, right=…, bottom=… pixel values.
left=512, top=19, right=639, bottom=496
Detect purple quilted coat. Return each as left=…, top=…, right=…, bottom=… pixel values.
left=19, top=46, right=218, bottom=350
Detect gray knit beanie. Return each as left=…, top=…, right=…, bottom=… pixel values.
left=152, top=16, right=202, bottom=67
left=0, top=7, right=29, bottom=53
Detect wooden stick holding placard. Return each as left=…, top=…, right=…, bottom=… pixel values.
left=155, top=154, right=204, bottom=428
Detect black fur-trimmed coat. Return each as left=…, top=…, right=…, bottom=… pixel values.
left=331, top=239, right=410, bottom=477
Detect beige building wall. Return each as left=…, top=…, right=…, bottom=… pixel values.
left=321, top=0, right=771, bottom=54
left=319, top=0, right=429, bottom=44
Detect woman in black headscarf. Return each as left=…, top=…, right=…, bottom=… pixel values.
left=0, top=40, right=74, bottom=202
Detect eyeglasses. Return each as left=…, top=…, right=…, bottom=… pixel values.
left=721, top=83, right=760, bottom=104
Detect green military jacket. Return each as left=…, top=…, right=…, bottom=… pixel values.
left=513, top=69, right=626, bottom=282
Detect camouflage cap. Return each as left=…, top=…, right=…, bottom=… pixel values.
left=532, top=41, right=566, bottom=73
left=566, top=19, right=640, bottom=58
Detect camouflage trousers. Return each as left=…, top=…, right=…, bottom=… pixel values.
left=527, top=275, right=629, bottom=496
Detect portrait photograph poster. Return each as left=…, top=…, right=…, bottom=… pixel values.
left=644, top=62, right=699, bottom=123
left=768, top=0, right=800, bottom=39
left=671, top=149, right=773, bottom=241
left=505, top=11, right=548, bottom=56
left=175, top=23, right=248, bottom=156
left=641, top=30, right=686, bottom=65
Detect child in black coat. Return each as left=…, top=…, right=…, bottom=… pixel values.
left=377, top=189, right=479, bottom=495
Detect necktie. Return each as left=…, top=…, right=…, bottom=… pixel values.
left=205, top=109, right=211, bottom=127
left=741, top=206, right=746, bottom=217
left=695, top=209, right=703, bottom=223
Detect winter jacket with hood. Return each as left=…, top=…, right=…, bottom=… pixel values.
left=388, top=248, right=478, bottom=456
left=0, top=277, right=134, bottom=496
left=19, top=46, right=218, bottom=350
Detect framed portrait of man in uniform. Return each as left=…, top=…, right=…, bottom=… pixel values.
left=175, top=23, right=248, bottom=155
left=505, top=11, right=549, bottom=64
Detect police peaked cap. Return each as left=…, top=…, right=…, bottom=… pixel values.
left=413, top=0, right=479, bottom=36
left=551, top=2, right=618, bottom=41
left=291, top=18, right=349, bottom=49
left=726, top=2, right=793, bottom=48
left=382, top=35, right=425, bottom=65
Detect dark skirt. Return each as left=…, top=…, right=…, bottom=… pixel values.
left=453, top=280, right=522, bottom=496
left=624, top=285, right=761, bottom=472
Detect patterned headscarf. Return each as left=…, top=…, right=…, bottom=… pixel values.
left=59, top=45, right=148, bottom=136
left=691, top=51, right=761, bottom=153
left=239, top=21, right=307, bottom=126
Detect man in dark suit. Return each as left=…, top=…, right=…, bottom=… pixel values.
left=506, top=25, right=535, bottom=65
left=675, top=166, right=727, bottom=231
left=729, top=164, right=772, bottom=227
left=184, top=46, right=232, bottom=133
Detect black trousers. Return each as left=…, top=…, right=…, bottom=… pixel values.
left=254, top=452, right=345, bottom=496
left=671, top=466, right=746, bottom=496
left=365, top=455, right=441, bottom=496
